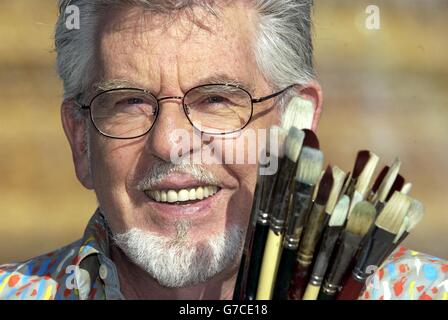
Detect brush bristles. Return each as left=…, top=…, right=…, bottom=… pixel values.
left=401, top=182, right=413, bottom=195
left=316, top=166, right=334, bottom=204
left=329, top=195, right=350, bottom=227
left=345, top=201, right=376, bottom=236
left=312, top=170, right=325, bottom=201
left=394, top=216, right=409, bottom=243
left=376, top=191, right=411, bottom=234
left=284, top=127, right=305, bottom=162
left=302, top=129, right=320, bottom=149
left=355, top=152, right=379, bottom=198
left=325, top=166, right=346, bottom=214
left=267, top=125, right=287, bottom=158
left=281, top=97, right=314, bottom=131
left=352, top=151, right=370, bottom=179
left=386, top=175, right=405, bottom=201
left=295, top=147, right=324, bottom=185
left=406, top=199, right=425, bottom=232
left=376, top=158, right=401, bottom=203
left=371, top=166, right=389, bottom=195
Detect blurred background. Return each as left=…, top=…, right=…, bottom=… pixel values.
left=0, top=0, right=447, bottom=263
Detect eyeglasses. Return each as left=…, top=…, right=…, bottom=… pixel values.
left=79, top=83, right=293, bottom=139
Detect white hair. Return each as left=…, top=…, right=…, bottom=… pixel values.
left=55, top=0, right=315, bottom=105
left=112, top=223, right=244, bottom=288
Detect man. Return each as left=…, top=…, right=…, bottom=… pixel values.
left=0, top=0, right=446, bottom=300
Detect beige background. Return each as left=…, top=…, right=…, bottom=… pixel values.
left=0, top=0, right=447, bottom=263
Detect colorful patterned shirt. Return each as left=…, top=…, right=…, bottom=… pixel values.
left=0, top=209, right=447, bottom=300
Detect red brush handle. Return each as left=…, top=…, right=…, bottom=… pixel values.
left=288, top=263, right=310, bottom=300
left=337, top=275, right=365, bottom=300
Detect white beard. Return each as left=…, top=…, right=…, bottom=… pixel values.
left=112, top=223, right=244, bottom=288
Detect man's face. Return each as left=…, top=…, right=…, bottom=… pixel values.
left=86, top=4, right=279, bottom=251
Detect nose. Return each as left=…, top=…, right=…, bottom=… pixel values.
left=145, top=97, right=197, bottom=163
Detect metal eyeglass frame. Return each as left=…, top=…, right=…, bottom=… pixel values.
left=79, top=83, right=294, bottom=139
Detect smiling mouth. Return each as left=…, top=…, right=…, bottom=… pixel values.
left=144, top=186, right=220, bottom=204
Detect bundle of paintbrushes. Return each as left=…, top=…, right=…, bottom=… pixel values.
left=232, top=99, right=425, bottom=301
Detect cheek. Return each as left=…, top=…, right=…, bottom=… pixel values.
left=227, top=163, right=258, bottom=226
left=90, top=138, right=142, bottom=194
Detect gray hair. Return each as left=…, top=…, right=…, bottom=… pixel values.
left=55, top=0, right=314, bottom=106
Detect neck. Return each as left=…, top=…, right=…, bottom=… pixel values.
left=110, top=245, right=238, bottom=300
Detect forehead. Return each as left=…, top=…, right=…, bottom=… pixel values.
left=97, top=3, right=260, bottom=93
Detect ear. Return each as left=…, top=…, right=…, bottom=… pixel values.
left=61, top=100, right=94, bottom=190
left=294, top=80, right=323, bottom=132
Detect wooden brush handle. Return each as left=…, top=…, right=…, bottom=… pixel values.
left=256, top=229, right=283, bottom=300
left=288, top=263, right=310, bottom=300
left=303, top=283, right=321, bottom=300
left=337, top=275, right=365, bottom=300
left=297, top=203, right=327, bottom=266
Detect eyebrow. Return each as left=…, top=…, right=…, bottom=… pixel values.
left=193, top=74, right=255, bottom=93
left=94, top=79, right=142, bottom=91
left=94, top=74, right=255, bottom=95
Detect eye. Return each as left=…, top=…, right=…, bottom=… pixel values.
left=206, top=95, right=226, bottom=104
left=115, top=97, right=147, bottom=109
left=127, top=98, right=144, bottom=105
left=112, top=95, right=157, bottom=115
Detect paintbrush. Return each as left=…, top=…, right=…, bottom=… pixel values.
left=271, top=146, right=323, bottom=300
left=337, top=191, right=411, bottom=300
left=348, top=152, right=379, bottom=217
left=243, top=126, right=287, bottom=300
left=371, top=158, right=401, bottom=214
left=281, top=97, right=315, bottom=131
left=233, top=161, right=266, bottom=300
left=345, top=151, right=370, bottom=198
left=367, top=166, right=389, bottom=202
left=302, top=195, right=350, bottom=300
left=382, top=199, right=424, bottom=259
left=287, top=167, right=334, bottom=300
left=385, top=174, right=405, bottom=201
left=296, top=165, right=346, bottom=282
left=401, top=182, right=413, bottom=195
left=312, top=170, right=325, bottom=201
left=340, top=171, right=352, bottom=197
left=256, top=127, right=304, bottom=300
left=324, top=167, right=347, bottom=217
left=318, top=201, right=376, bottom=300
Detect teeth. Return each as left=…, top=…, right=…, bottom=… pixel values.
left=188, top=189, right=197, bottom=200
left=147, top=186, right=219, bottom=203
left=178, top=189, right=189, bottom=202
left=196, top=187, right=204, bottom=200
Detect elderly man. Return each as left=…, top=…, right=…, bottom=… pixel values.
left=0, top=0, right=446, bottom=300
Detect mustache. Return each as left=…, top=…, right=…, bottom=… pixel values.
left=136, top=161, right=220, bottom=191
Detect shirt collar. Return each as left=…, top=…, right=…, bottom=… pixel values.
left=77, top=208, right=111, bottom=265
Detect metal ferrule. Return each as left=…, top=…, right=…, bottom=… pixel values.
left=297, top=252, right=314, bottom=267
left=322, top=282, right=339, bottom=295
left=270, top=216, right=285, bottom=234
left=309, top=274, right=324, bottom=286
left=284, top=184, right=314, bottom=249
left=283, top=233, right=302, bottom=250
left=257, top=210, right=270, bottom=225
left=352, top=267, right=367, bottom=282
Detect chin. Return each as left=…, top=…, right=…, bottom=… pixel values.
left=112, top=221, right=245, bottom=288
